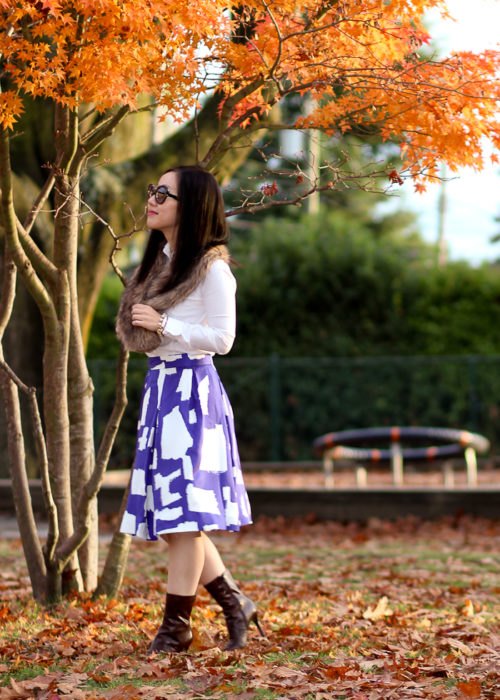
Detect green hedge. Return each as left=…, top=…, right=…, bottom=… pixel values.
left=90, top=354, right=500, bottom=465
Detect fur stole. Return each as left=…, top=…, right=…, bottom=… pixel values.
left=116, top=244, right=230, bottom=353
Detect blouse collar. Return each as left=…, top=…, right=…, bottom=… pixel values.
left=163, top=242, right=172, bottom=259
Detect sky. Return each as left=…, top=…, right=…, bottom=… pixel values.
left=385, top=0, right=500, bottom=265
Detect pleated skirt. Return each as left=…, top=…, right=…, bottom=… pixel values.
left=120, top=354, right=252, bottom=540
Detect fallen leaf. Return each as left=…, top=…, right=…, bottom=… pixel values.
left=461, top=599, right=475, bottom=617
left=362, top=596, right=393, bottom=621
left=457, top=680, right=482, bottom=698
left=446, top=638, right=473, bottom=656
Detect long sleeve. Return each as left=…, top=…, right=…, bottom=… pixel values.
left=162, top=260, right=236, bottom=355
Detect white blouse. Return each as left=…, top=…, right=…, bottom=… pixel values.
left=147, top=243, right=236, bottom=359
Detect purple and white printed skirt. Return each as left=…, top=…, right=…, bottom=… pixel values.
left=120, top=354, right=252, bottom=540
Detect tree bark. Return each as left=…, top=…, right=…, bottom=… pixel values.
left=94, top=480, right=131, bottom=600
left=0, top=251, right=46, bottom=601
left=48, top=104, right=83, bottom=592
left=68, top=315, right=98, bottom=590
left=93, top=344, right=131, bottom=597
left=0, top=372, right=48, bottom=601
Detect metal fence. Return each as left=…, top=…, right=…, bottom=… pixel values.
left=89, top=354, right=500, bottom=467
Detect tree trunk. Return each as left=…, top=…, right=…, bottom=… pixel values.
left=0, top=276, right=44, bottom=478
left=68, top=323, right=98, bottom=590
left=94, top=479, right=132, bottom=599
left=48, top=104, right=84, bottom=592
left=67, top=163, right=99, bottom=590
left=93, top=345, right=131, bottom=597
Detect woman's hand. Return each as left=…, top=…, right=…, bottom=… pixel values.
left=131, top=304, right=163, bottom=332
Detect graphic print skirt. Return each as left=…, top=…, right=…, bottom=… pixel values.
left=120, top=355, right=252, bottom=540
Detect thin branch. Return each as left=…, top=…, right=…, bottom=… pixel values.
left=218, top=77, right=265, bottom=127
left=15, top=215, right=58, bottom=283
left=226, top=186, right=321, bottom=217
left=90, top=343, right=129, bottom=497
left=306, top=0, right=339, bottom=28
left=80, top=105, right=131, bottom=156
left=262, top=0, right=283, bottom=72
left=0, top=359, right=58, bottom=561
left=23, top=169, right=56, bottom=235
left=201, top=103, right=268, bottom=169
left=62, top=107, right=79, bottom=176
left=225, top=159, right=417, bottom=218
left=0, top=251, right=16, bottom=342
left=75, top=194, right=144, bottom=286
left=194, top=105, right=201, bottom=166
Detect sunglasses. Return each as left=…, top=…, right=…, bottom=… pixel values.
left=147, top=183, right=180, bottom=204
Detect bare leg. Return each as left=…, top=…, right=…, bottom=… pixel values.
left=199, top=532, right=226, bottom=586
left=162, top=532, right=205, bottom=595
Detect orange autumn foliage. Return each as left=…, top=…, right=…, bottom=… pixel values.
left=0, top=0, right=229, bottom=123
left=0, top=0, right=499, bottom=187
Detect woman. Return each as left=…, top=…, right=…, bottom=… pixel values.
left=116, top=165, right=263, bottom=654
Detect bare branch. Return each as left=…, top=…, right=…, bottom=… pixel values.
left=15, top=215, right=58, bottom=283
left=256, top=0, right=284, bottom=74
left=0, top=251, right=16, bottom=342
left=80, top=105, right=131, bottom=158
left=201, top=104, right=268, bottom=169
left=93, top=477, right=132, bottom=599
left=224, top=155, right=421, bottom=218
left=23, top=168, right=56, bottom=235
left=218, top=77, right=265, bottom=128
left=91, top=343, right=129, bottom=495
left=75, top=194, right=144, bottom=286
left=194, top=105, right=201, bottom=166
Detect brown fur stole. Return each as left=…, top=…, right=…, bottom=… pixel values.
left=115, top=245, right=230, bottom=353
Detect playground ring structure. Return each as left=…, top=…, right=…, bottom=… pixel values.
left=313, top=427, right=490, bottom=488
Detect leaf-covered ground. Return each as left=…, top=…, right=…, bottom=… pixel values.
left=1, top=515, right=499, bottom=699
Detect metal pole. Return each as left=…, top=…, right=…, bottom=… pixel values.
left=464, top=447, right=478, bottom=487
left=269, top=353, right=281, bottom=461
left=391, top=440, right=404, bottom=486
left=468, top=356, right=479, bottom=431
left=323, top=454, right=334, bottom=488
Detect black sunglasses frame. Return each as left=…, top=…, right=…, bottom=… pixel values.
left=147, top=183, right=180, bottom=204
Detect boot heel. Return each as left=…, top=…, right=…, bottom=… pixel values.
left=205, top=569, right=263, bottom=649
left=252, top=612, right=265, bottom=637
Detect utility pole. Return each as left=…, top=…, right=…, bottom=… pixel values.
left=304, top=94, right=321, bottom=215
left=307, top=129, right=321, bottom=215
left=437, top=163, right=448, bottom=266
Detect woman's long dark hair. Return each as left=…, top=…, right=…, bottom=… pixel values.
left=136, top=166, right=229, bottom=291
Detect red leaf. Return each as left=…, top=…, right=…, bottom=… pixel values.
left=260, top=181, right=278, bottom=196
left=457, top=680, right=482, bottom=698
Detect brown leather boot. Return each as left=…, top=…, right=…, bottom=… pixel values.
left=205, top=570, right=264, bottom=650
left=148, top=593, right=196, bottom=655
